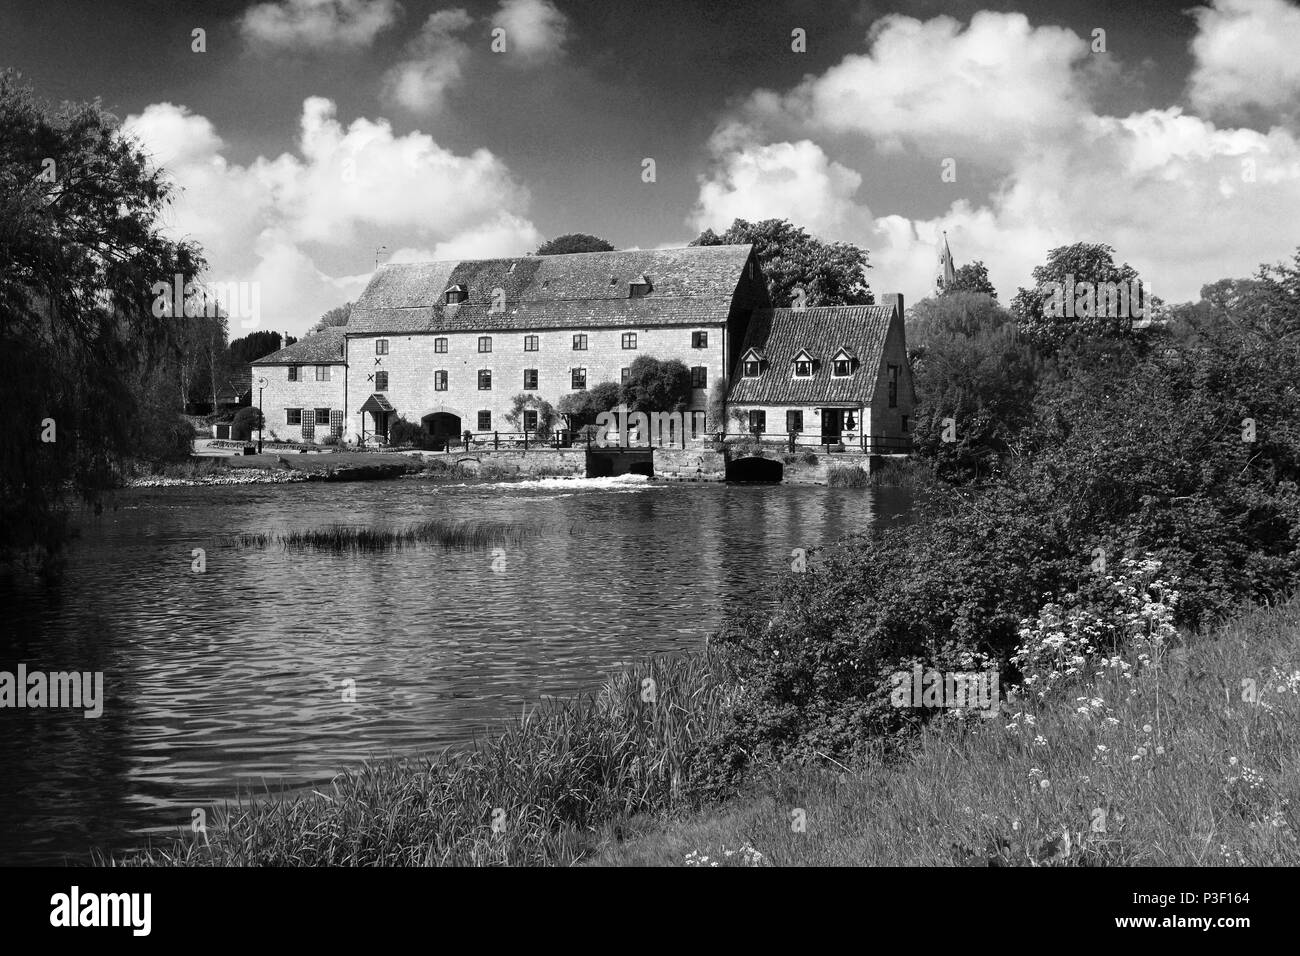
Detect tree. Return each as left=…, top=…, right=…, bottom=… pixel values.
left=311, top=301, right=351, bottom=333
left=504, top=393, right=557, bottom=439
left=536, top=234, right=614, bottom=256
left=1010, top=242, right=1156, bottom=349
left=944, top=260, right=997, bottom=301
left=0, top=70, right=205, bottom=566
left=621, top=356, right=691, bottom=412
left=691, top=218, right=871, bottom=307
left=556, top=381, right=620, bottom=429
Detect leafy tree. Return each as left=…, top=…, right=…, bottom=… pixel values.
left=1010, top=242, right=1155, bottom=349
left=621, top=355, right=691, bottom=412
left=311, top=301, right=351, bottom=333
left=944, top=260, right=997, bottom=301
left=504, top=393, right=557, bottom=439
left=706, top=376, right=729, bottom=433
left=231, top=406, right=263, bottom=441
left=536, top=234, right=614, bottom=256
left=0, top=70, right=204, bottom=566
left=691, top=217, right=871, bottom=306
left=556, top=381, right=620, bottom=428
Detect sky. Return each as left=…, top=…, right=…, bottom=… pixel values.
left=3, top=0, right=1300, bottom=335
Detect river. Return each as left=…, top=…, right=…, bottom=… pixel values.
left=0, top=475, right=911, bottom=864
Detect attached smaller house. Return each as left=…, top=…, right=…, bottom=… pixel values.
left=725, top=293, right=915, bottom=450
left=251, top=327, right=347, bottom=444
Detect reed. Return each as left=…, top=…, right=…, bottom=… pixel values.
left=234, top=518, right=536, bottom=552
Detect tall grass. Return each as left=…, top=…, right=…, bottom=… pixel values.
left=234, top=518, right=536, bottom=552
left=109, top=655, right=728, bottom=866
left=826, top=465, right=871, bottom=488
left=590, top=598, right=1300, bottom=866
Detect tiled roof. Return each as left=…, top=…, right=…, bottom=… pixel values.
left=346, top=245, right=753, bottom=334
left=726, top=305, right=897, bottom=405
left=252, top=327, right=346, bottom=365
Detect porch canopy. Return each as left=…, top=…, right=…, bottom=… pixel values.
left=359, top=393, right=395, bottom=416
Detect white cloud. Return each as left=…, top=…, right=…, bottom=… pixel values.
left=492, top=0, right=568, bottom=66
left=382, top=8, right=474, bottom=112
left=1188, top=0, right=1300, bottom=126
left=239, top=0, right=401, bottom=50
left=692, top=9, right=1300, bottom=305
left=124, top=97, right=542, bottom=335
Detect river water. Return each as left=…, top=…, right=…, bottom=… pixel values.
left=0, top=476, right=911, bottom=864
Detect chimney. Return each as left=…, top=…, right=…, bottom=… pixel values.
left=882, top=293, right=904, bottom=317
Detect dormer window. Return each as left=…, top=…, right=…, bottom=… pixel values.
left=628, top=275, right=651, bottom=298
left=791, top=348, right=815, bottom=378
left=743, top=361, right=760, bottom=378
left=445, top=284, right=467, bottom=304
left=739, top=347, right=764, bottom=378
left=831, top=347, right=855, bottom=377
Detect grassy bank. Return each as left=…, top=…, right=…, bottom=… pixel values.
left=112, top=596, right=1299, bottom=867
left=590, top=598, right=1300, bottom=866
left=234, top=518, right=537, bottom=552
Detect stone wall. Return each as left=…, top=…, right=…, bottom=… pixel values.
left=449, top=448, right=588, bottom=477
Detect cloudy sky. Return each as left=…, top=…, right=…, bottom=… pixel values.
left=4, top=0, right=1299, bottom=334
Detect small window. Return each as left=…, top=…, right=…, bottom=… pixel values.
left=743, top=360, right=760, bottom=378
left=888, top=364, right=899, bottom=408
left=787, top=410, right=804, bottom=434
left=523, top=410, right=538, bottom=431
left=376, top=339, right=388, bottom=355
left=478, top=336, right=492, bottom=353
left=621, top=367, right=630, bottom=385
left=622, top=332, right=637, bottom=349
left=286, top=408, right=302, bottom=425
left=749, top=409, right=766, bottom=434
left=374, top=371, right=388, bottom=391
left=478, top=369, right=492, bottom=390
left=523, top=369, right=538, bottom=390
left=833, top=359, right=851, bottom=377
left=315, top=408, right=331, bottom=426
left=573, top=334, right=588, bottom=350
left=477, top=410, right=491, bottom=431
left=316, top=365, right=331, bottom=382
left=691, top=366, right=707, bottom=388
left=692, top=331, right=708, bottom=349
left=287, top=366, right=298, bottom=382
left=435, top=337, right=448, bottom=353
left=524, top=335, right=538, bottom=352
left=434, top=370, right=447, bottom=391
left=571, top=368, right=587, bottom=390
left=629, top=275, right=651, bottom=298
left=794, top=360, right=812, bottom=378
left=446, top=286, right=467, bottom=305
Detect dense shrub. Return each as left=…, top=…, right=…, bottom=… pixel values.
left=231, top=407, right=263, bottom=441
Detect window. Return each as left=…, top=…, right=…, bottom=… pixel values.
left=571, top=368, right=587, bottom=390
left=477, top=410, right=491, bottom=431
left=376, top=339, right=388, bottom=355
left=524, top=335, right=538, bottom=352
left=316, top=365, right=331, bottom=382
left=478, top=369, right=492, bottom=390
left=288, top=366, right=298, bottom=382
left=446, top=286, right=466, bottom=305
left=622, top=332, right=637, bottom=349
left=621, top=367, right=630, bottom=385
left=742, top=360, right=760, bottom=378
left=286, top=408, right=302, bottom=425
left=692, top=331, right=708, bottom=349
left=523, top=410, right=538, bottom=431
left=749, top=409, right=766, bottom=434
left=478, top=336, right=492, bottom=353
left=523, top=369, right=538, bottom=390
left=435, top=337, right=448, bottom=353
left=573, top=333, right=588, bottom=350
left=794, top=360, right=812, bottom=378
left=691, top=366, right=707, bottom=388
left=315, top=408, right=331, bottom=426
left=629, top=275, right=651, bottom=298
left=374, top=371, right=388, bottom=391
left=434, top=370, right=447, bottom=391
left=787, top=410, right=804, bottom=434
left=833, top=359, right=852, bottom=377
left=901, top=415, right=909, bottom=433
left=888, top=364, right=899, bottom=408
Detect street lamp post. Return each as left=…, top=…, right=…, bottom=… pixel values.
left=256, top=376, right=268, bottom=454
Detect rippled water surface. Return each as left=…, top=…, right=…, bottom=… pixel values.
left=0, top=476, right=911, bottom=864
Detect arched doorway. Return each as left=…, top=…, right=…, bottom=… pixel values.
left=421, top=410, right=461, bottom=449
left=725, top=456, right=784, bottom=483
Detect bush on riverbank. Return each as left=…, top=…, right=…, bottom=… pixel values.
left=114, top=655, right=729, bottom=866
left=234, top=518, right=537, bottom=552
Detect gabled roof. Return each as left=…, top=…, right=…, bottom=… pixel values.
left=347, top=245, right=754, bottom=334
left=727, top=304, right=898, bottom=405
left=739, top=346, right=765, bottom=363
left=252, top=327, right=346, bottom=365
left=360, top=393, right=395, bottom=414
left=790, top=347, right=817, bottom=364
left=831, top=345, right=856, bottom=360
